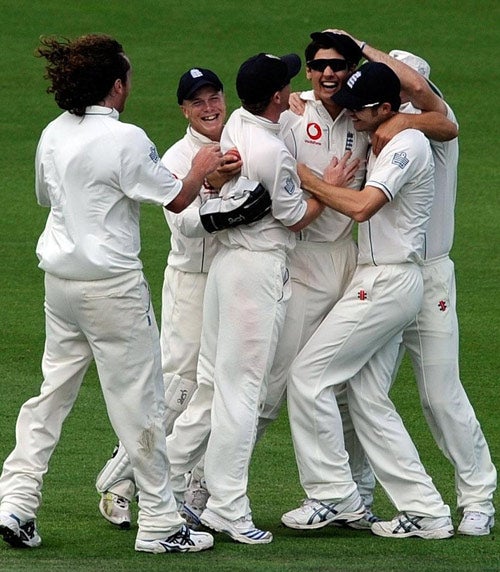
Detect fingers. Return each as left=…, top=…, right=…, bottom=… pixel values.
left=193, top=143, right=223, bottom=174
left=337, top=150, right=352, bottom=168
left=289, top=92, right=305, bottom=116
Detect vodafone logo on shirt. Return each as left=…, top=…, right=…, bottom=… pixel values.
left=306, top=122, right=322, bottom=141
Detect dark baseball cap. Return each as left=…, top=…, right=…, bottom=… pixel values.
left=236, top=52, right=301, bottom=104
left=309, top=32, right=363, bottom=66
left=177, top=68, right=223, bottom=105
left=332, top=62, right=401, bottom=111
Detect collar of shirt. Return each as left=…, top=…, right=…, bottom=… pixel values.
left=187, top=124, right=217, bottom=146
left=238, top=107, right=281, bottom=134
left=84, top=105, right=119, bottom=119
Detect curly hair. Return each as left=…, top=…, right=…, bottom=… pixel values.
left=36, top=34, right=130, bottom=116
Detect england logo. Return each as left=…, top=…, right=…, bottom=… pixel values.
left=391, top=151, right=409, bottom=169
left=345, top=131, right=354, bottom=151
left=149, top=145, right=160, bottom=163
left=284, top=177, right=295, bottom=195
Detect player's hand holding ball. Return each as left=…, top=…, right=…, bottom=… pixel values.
left=206, top=147, right=243, bottom=189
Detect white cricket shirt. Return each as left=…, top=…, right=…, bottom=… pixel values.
left=360, top=129, right=435, bottom=265
left=161, top=125, right=219, bottom=273
left=35, top=106, right=182, bottom=280
left=280, top=91, right=370, bottom=243
left=217, top=107, right=308, bottom=252
left=399, top=101, right=459, bottom=260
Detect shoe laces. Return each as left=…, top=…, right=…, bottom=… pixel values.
left=114, top=495, right=129, bottom=509
left=20, top=520, right=36, bottom=540
left=166, top=524, right=195, bottom=546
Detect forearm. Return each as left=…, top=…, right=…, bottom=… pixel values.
left=287, top=197, right=324, bottom=232
left=298, top=164, right=387, bottom=222
left=405, top=111, right=458, bottom=141
left=304, top=178, right=367, bottom=221
left=361, top=43, right=447, bottom=114
left=167, top=171, right=205, bottom=213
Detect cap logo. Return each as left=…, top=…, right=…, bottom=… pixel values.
left=347, top=70, right=362, bottom=88
left=190, top=68, right=203, bottom=78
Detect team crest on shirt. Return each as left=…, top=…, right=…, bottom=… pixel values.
left=284, top=177, right=295, bottom=195
left=345, top=131, right=354, bottom=151
left=149, top=145, right=160, bottom=163
left=391, top=151, right=409, bottom=169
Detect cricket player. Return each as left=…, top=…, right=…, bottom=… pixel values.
left=166, top=52, right=325, bottom=544
left=95, top=68, right=266, bottom=529
left=281, top=61, right=454, bottom=539
left=352, top=39, right=496, bottom=536
left=257, top=32, right=459, bottom=527
left=0, top=34, right=223, bottom=553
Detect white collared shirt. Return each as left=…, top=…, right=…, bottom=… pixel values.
left=399, top=101, right=459, bottom=260
left=216, top=107, right=307, bottom=252
left=35, top=105, right=182, bottom=280
left=280, top=91, right=370, bottom=243
left=161, top=125, right=219, bottom=273
left=360, top=129, right=435, bottom=265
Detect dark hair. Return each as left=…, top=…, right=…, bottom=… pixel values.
left=36, top=34, right=130, bottom=116
left=241, top=97, right=273, bottom=115
left=305, top=40, right=357, bottom=70
left=305, top=40, right=323, bottom=64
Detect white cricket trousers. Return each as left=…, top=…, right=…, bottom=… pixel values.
left=167, top=245, right=290, bottom=520
left=161, top=266, right=207, bottom=406
left=288, top=262, right=450, bottom=518
left=0, top=271, right=183, bottom=539
left=95, top=267, right=208, bottom=498
left=399, top=255, right=496, bottom=515
left=257, top=238, right=375, bottom=506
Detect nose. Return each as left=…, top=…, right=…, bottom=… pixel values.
left=323, top=65, right=337, bottom=75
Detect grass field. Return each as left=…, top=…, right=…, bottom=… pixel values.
left=0, top=0, right=498, bottom=570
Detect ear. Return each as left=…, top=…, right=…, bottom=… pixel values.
left=113, top=78, right=125, bottom=95
left=379, top=102, right=393, bottom=114
left=180, top=105, right=189, bottom=120
left=305, top=66, right=313, bottom=81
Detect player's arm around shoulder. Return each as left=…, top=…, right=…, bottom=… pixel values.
left=372, top=108, right=457, bottom=156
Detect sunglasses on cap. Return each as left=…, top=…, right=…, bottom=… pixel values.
left=347, top=101, right=381, bottom=112
left=306, top=58, right=349, bottom=72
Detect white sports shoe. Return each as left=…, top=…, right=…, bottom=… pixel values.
left=135, top=524, right=214, bottom=553
left=281, top=491, right=366, bottom=530
left=0, top=511, right=42, bottom=548
left=371, top=512, right=454, bottom=539
left=99, top=492, right=131, bottom=529
left=182, top=477, right=210, bottom=529
left=200, top=508, right=273, bottom=544
left=458, top=511, right=494, bottom=536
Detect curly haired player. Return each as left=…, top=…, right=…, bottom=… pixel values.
left=0, top=34, right=222, bottom=554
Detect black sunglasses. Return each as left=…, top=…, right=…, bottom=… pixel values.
left=306, top=58, right=349, bottom=73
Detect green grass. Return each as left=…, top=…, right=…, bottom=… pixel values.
left=0, top=0, right=498, bottom=570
